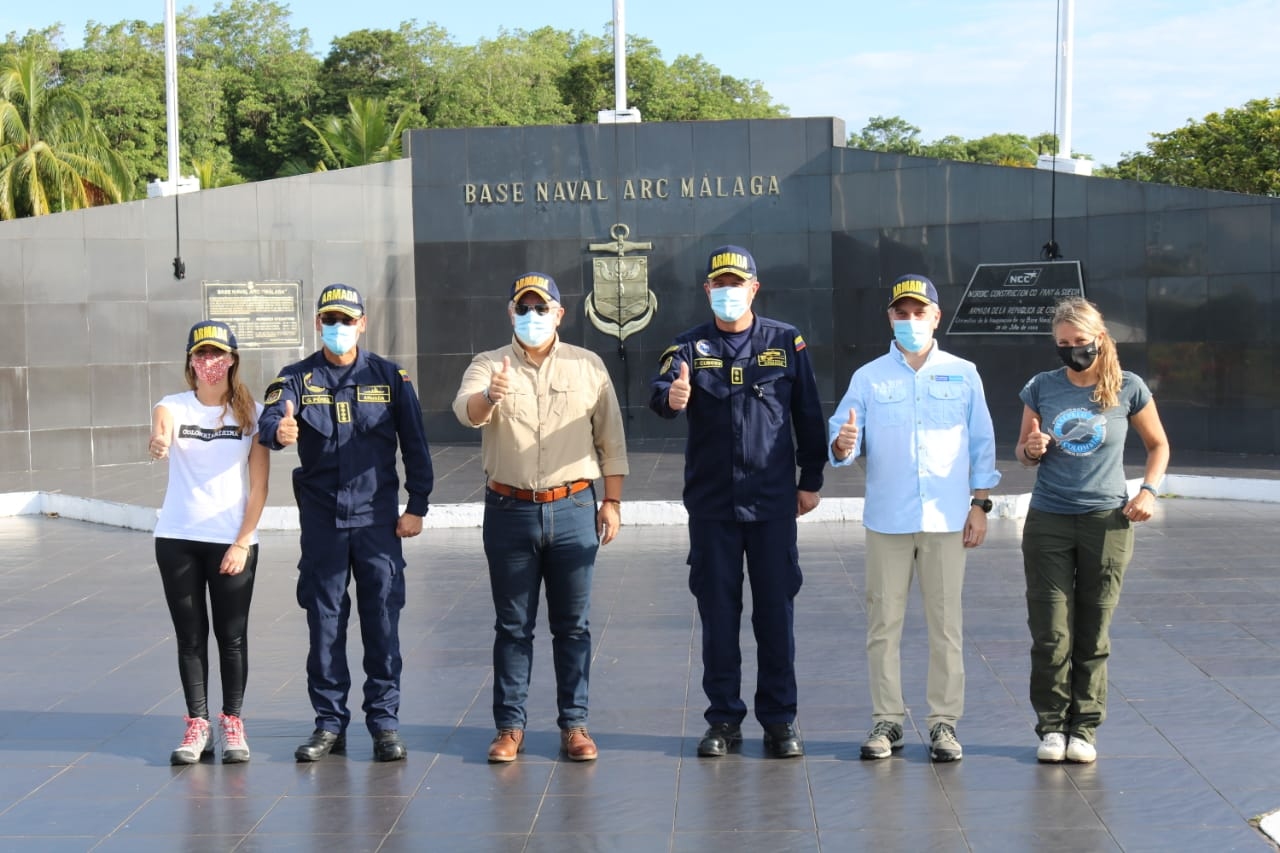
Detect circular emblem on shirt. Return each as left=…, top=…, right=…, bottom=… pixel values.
left=1052, top=407, right=1106, bottom=456
left=695, top=339, right=713, bottom=356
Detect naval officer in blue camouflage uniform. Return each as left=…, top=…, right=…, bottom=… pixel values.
left=650, top=246, right=827, bottom=759
left=258, top=284, right=433, bottom=763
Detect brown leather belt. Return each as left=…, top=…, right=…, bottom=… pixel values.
left=488, top=479, right=592, bottom=503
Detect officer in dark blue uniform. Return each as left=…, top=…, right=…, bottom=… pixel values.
left=258, top=284, right=433, bottom=763
left=650, top=246, right=826, bottom=759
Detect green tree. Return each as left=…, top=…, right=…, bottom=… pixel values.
left=962, top=132, right=1037, bottom=167
left=559, top=34, right=786, bottom=123
left=644, top=52, right=786, bottom=121
left=433, top=27, right=575, bottom=127
left=186, top=0, right=320, bottom=181
left=1105, top=98, right=1280, bottom=195
left=316, top=23, right=452, bottom=126
left=58, top=20, right=167, bottom=196
left=850, top=116, right=923, bottom=154
left=301, top=95, right=416, bottom=169
left=0, top=47, right=132, bottom=218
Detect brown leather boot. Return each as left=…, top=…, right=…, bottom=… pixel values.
left=560, top=727, right=598, bottom=761
left=487, top=728, right=524, bottom=763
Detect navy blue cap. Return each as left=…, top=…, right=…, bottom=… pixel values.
left=511, top=272, right=561, bottom=303
left=705, top=245, right=757, bottom=280
left=888, top=274, right=939, bottom=307
left=186, top=320, right=237, bottom=353
left=316, top=283, right=365, bottom=317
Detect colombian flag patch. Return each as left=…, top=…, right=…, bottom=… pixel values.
left=794, top=334, right=806, bottom=351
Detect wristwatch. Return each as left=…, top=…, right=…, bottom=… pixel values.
left=970, top=497, right=993, bottom=514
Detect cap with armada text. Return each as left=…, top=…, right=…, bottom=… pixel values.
left=511, top=272, right=561, bottom=304
left=186, top=320, right=238, bottom=354
left=887, top=274, right=939, bottom=308
left=316, top=284, right=365, bottom=318
left=706, top=245, right=757, bottom=281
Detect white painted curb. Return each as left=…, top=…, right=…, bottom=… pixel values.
left=1, top=474, right=1272, bottom=532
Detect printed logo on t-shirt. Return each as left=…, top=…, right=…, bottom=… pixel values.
left=178, top=424, right=242, bottom=442
left=1051, top=408, right=1107, bottom=456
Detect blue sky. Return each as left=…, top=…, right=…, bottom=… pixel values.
left=7, top=0, right=1279, bottom=166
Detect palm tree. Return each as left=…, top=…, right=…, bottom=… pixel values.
left=301, top=96, right=417, bottom=170
left=0, top=48, right=133, bottom=219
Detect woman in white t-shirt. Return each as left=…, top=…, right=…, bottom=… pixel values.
left=150, top=320, right=269, bottom=765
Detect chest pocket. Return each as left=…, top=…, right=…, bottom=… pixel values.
left=299, top=397, right=335, bottom=437
left=546, top=375, right=575, bottom=420
left=872, top=382, right=910, bottom=426
left=926, top=381, right=966, bottom=425
left=356, top=399, right=392, bottom=432
left=692, top=362, right=732, bottom=401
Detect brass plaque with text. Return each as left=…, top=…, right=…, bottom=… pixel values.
left=202, top=281, right=304, bottom=349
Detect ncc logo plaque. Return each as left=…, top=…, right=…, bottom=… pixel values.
left=947, top=260, right=1085, bottom=335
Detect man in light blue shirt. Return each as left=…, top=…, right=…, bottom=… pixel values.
left=828, top=274, right=1000, bottom=764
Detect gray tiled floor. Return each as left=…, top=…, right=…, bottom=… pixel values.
left=1, top=445, right=1279, bottom=851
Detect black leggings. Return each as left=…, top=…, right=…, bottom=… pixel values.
left=155, top=538, right=257, bottom=718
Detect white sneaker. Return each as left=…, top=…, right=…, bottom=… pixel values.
left=170, top=716, right=212, bottom=765
left=219, top=713, right=250, bottom=764
left=1037, top=732, right=1066, bottom=762
left=1065, top=735, right=1096, bottom=763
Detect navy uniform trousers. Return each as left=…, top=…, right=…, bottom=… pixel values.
left=688, top=515, right=802, bottom=727
left=296, top=512, right=406, bottom=736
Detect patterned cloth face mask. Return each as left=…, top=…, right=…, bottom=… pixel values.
left=191, top=352, right=233, bottom=385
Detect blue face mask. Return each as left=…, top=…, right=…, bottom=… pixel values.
left=893, top=318, right=933, bottom=353
left=514, top=311, right=557, bottom=348
left=710, top=286, right=751, bottom=323
left=321, top=323, right=360, bottom=356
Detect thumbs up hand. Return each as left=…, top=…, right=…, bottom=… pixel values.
left=487, top=356, right=511, bottom=405
left=277, top=399, right=299, bottom=446
left=668, top=361, right=692, bottom=411
left=833, top=408, right=859, bottom=459
left=148, top=430, right=171, bottom=461
left=1023, top=415, right=1051, bottom=461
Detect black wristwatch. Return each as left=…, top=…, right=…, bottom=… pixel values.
left=970, top=497, right=993, bottom=514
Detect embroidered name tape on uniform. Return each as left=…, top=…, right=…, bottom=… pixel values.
left=301, top=394, right=332, bottom=405
left=694, top=357, right=723, bottom=369
left=757, top=349, right=787, bottom=368
left=358, top=385, right=391, bottom=403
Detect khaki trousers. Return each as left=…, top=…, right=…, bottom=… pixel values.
left=865, top=530, right=966, bottom=728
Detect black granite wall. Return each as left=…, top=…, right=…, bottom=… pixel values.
left=407, top=119, right=1280, bottom=455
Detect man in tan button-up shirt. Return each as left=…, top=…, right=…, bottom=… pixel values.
left=453, top=272, right=627, bottom=764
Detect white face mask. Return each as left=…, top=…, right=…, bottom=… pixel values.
left=893, top=318, right=933, bottom=353
left=710, top=286, right=751, bottom=322
left=513, top=310, right=557, bottom=347
left=321, top=323, right=360, bottom=355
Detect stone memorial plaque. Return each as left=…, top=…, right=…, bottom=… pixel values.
left=946, top=261, right=1085, bottom=335
left=202, top=280, right=304, bottom=349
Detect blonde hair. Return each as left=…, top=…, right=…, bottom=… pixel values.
left=185, top=352, right=258, bottom=437
left=1052, top=297, right=1122, bottom=410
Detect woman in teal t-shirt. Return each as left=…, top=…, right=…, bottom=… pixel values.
left=1015, top=298, right=1170, bottom=765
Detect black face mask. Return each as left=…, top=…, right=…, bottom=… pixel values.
left=1057, top=341, right=1099, bottom=372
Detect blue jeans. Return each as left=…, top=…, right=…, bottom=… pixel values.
left=483, top=486, right=599, bottom=730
